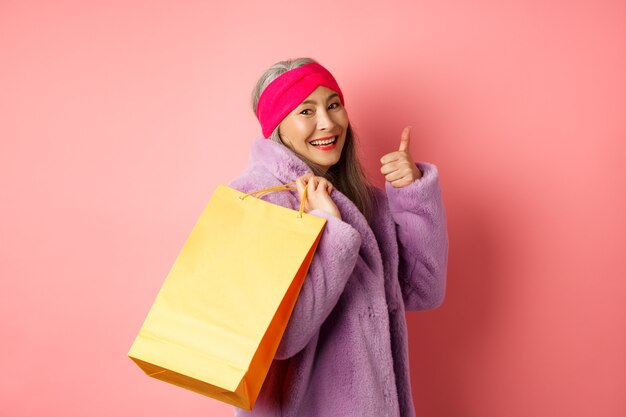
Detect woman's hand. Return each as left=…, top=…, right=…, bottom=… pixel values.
left=380, top=126, right=423, bottom=188
left=295, top=173, right=342, bottom=220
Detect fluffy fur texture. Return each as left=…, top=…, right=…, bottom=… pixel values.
left=229, top=137, right=448, bottom=417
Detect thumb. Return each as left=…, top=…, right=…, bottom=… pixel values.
left=399, top=126, right=411, bottom=152
left=296, top=178, right=306, bottom=201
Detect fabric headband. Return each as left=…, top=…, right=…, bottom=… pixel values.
left=256, top=62, right=344, bottom=138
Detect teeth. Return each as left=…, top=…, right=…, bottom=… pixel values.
left=310, top=137, right=336, bottom=146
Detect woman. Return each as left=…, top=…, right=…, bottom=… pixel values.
left=229, top=58, right=448, bottom=417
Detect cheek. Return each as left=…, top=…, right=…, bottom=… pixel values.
left=289, top=120, right=315, bottom=144
left=280, top=117, right=307, bottom=141
left=336, top=110, right=350, bottom=129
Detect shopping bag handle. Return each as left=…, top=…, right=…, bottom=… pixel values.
left=240, top=182, right=308, bottom=218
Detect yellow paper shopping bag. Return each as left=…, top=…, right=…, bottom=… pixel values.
left=128, top=183, right=325, bottom=410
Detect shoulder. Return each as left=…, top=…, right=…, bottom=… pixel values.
left=228, top=165, right=281, bottom=194
left=228, top=164, right=299, bottom=211
left=229, top=137, right=312, bottom=193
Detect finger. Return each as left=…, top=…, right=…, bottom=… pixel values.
left=298, top=173, right=314, bottom=184
left=321, top=177, right=334, bottom=189
left=384, top=169, right=407, bottom=183
left=317, top=178, right=332, bottom=192
left=380, top=161, right=401, bottom=176
left=380, top=151, right=403, bottom=165
left=296, top=177, right=306, bottom=198
left=381, top=157, right=414, bottom=174
left=398, top=126, right=411, bottom=152
left=391, top=177, right=412, bottom=188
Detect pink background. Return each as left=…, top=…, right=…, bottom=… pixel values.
left=1, top=1, right=625, bottom=416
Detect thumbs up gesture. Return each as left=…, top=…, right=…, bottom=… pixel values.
left=380, top=126, right=423, bottom=188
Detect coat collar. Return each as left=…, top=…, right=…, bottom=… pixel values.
left=249, top=136, right=312, bottom=183
left=249, top=137, right=385, bottom=278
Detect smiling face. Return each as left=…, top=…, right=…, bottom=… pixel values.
left=277, top=86, right=349, bottom=174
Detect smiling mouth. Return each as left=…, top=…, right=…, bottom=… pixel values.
left=309, top=136, right=337, bottom=147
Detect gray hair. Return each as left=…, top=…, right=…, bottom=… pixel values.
left=251, top=57, right=374, bottom=221
left=251, top=57, right=317, bottom=142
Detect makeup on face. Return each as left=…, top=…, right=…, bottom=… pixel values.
left=278, top=86, right=350, bottom=173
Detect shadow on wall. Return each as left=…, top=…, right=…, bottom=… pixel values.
left=354, top=61, right=509, bottom=416
left=408, top=195, right=506, bottom=417
left=346, top=59, right=450, bottom=188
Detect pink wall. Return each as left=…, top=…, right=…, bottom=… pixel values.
left=1, top=1, right=625, bottom=416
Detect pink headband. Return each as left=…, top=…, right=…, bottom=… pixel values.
left=256, top=62, right=344, bottom=138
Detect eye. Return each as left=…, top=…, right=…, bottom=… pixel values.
left=328, top=102, right=341, bottom=110
left=299, top=108, right=313, bottom=115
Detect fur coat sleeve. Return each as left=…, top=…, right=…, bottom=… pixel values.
left=228, top=176, right=364, bottom=360
left=384, top=162, right=449, bottom=311
left=229, top=139, right=448, bottom=363
left=231, top=162, right=448, bottom=360
left=273, top=210, right=363, bottom=359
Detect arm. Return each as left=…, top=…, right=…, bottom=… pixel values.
left=228, top=176, right=361, bottom=359
left=385, top=162, right=448, bottom=311
left=274, top=209, right=361, bottom=359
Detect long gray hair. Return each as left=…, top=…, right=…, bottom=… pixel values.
left=251, top=58, right=374, bottom=221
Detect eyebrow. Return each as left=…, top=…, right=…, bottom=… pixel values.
left=300, top=92, right=340, bottom=106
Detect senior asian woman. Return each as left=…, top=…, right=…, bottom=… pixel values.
left=229, top=57, right=448, bottom=417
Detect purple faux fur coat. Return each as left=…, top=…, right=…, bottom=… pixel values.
left=229, top=137, right=448, bottom=417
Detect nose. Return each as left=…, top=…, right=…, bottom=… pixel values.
left=316, top=109, right=336, bottom=131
